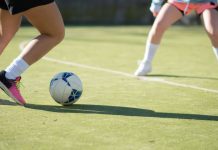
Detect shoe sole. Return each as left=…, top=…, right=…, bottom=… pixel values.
left=0, top=81, right=25, bottom=105
left=134, top=69, right=151, bottom=76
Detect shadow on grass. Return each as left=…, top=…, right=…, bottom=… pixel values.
left=0, top=99, right=17, bottom=106
left=0, top=99, right=218, bottom=121
left=148, top=74, right=218, bottom=81
left=23, top=103, right=218, bottom=121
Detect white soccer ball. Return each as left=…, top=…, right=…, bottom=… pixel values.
left=49, top=72, right=83, bottom=106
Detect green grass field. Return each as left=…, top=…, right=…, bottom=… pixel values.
left=0, top=26, right=218, bottom=150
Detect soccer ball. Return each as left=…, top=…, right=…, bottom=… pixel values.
left=49, top=72, right=83, bottom=106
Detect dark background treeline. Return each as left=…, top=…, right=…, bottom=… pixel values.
left=56, top=0, right=153, bottom=25
left=49, top=0, right=201, bottom=25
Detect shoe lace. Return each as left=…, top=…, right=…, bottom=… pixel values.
left=14, top=77, right=24, bottom=89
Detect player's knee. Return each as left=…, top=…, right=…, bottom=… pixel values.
left=0, top=33, right=14, bottom=55
left=46, top=27, right=65, bottom=45
left=0, top=32, right=14, bottom=42
left=53, top=27, right=65, bottom=44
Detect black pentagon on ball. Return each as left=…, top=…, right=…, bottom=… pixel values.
left=68, top=89, right=83, bottom=102
left=62, top=72, right=74, bottom=87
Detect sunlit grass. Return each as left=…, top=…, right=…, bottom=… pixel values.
left=0, top=26, right=218, bottom=150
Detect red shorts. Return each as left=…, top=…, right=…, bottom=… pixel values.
left=168, top=0, right=218, bottom=15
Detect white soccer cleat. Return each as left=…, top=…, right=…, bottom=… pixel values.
left=134, top=62, right=152, bottom=76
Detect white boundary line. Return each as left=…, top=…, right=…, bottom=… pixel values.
left=43, top=57, right=218, bottom=94
left=19, top=41, right=218, bottom=94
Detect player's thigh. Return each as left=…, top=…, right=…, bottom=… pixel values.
left=0, top=9, right=22, bottom=38
left=153, top=3, right=183, bottom=31
left=23, top=2, right=64, bottom=37
left=202, top=8, right=218, bottom=36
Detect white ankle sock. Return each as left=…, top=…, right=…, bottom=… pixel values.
left=142, top=42, right=159, bottom=64
left=212, top=47, right=218, bottom=60
left=5, top=57, right=29, bottom=80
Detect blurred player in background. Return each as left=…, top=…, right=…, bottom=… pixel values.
left=0, top=0, right=65, bottom=105
left=135, top=0, right=218, bottom=76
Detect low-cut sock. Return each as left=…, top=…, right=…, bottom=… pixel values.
left=141, top=42, right=159, bottom=64
left=213, top=47, right=218, bottom=60
left=5, top=57, right=29, bottom=80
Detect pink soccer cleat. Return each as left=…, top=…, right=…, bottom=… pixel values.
left=0, top=71, right=26, bottom=105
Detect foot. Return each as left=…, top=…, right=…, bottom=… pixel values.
left=134, top=62, right=152, bottom=76
left=0, top=70, right=26, bottom=105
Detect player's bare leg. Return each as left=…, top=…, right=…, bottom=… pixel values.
left=0, top=9, right=26, bottom=105
left=0, top=2, right=65, bottom=105
left=0, top=9, right=21, bottom=55
left=202, top=8, right=218, bottom=60
left=19, top=2, right=65, bottom=65
left=135, top=3, right=183, bottom=76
